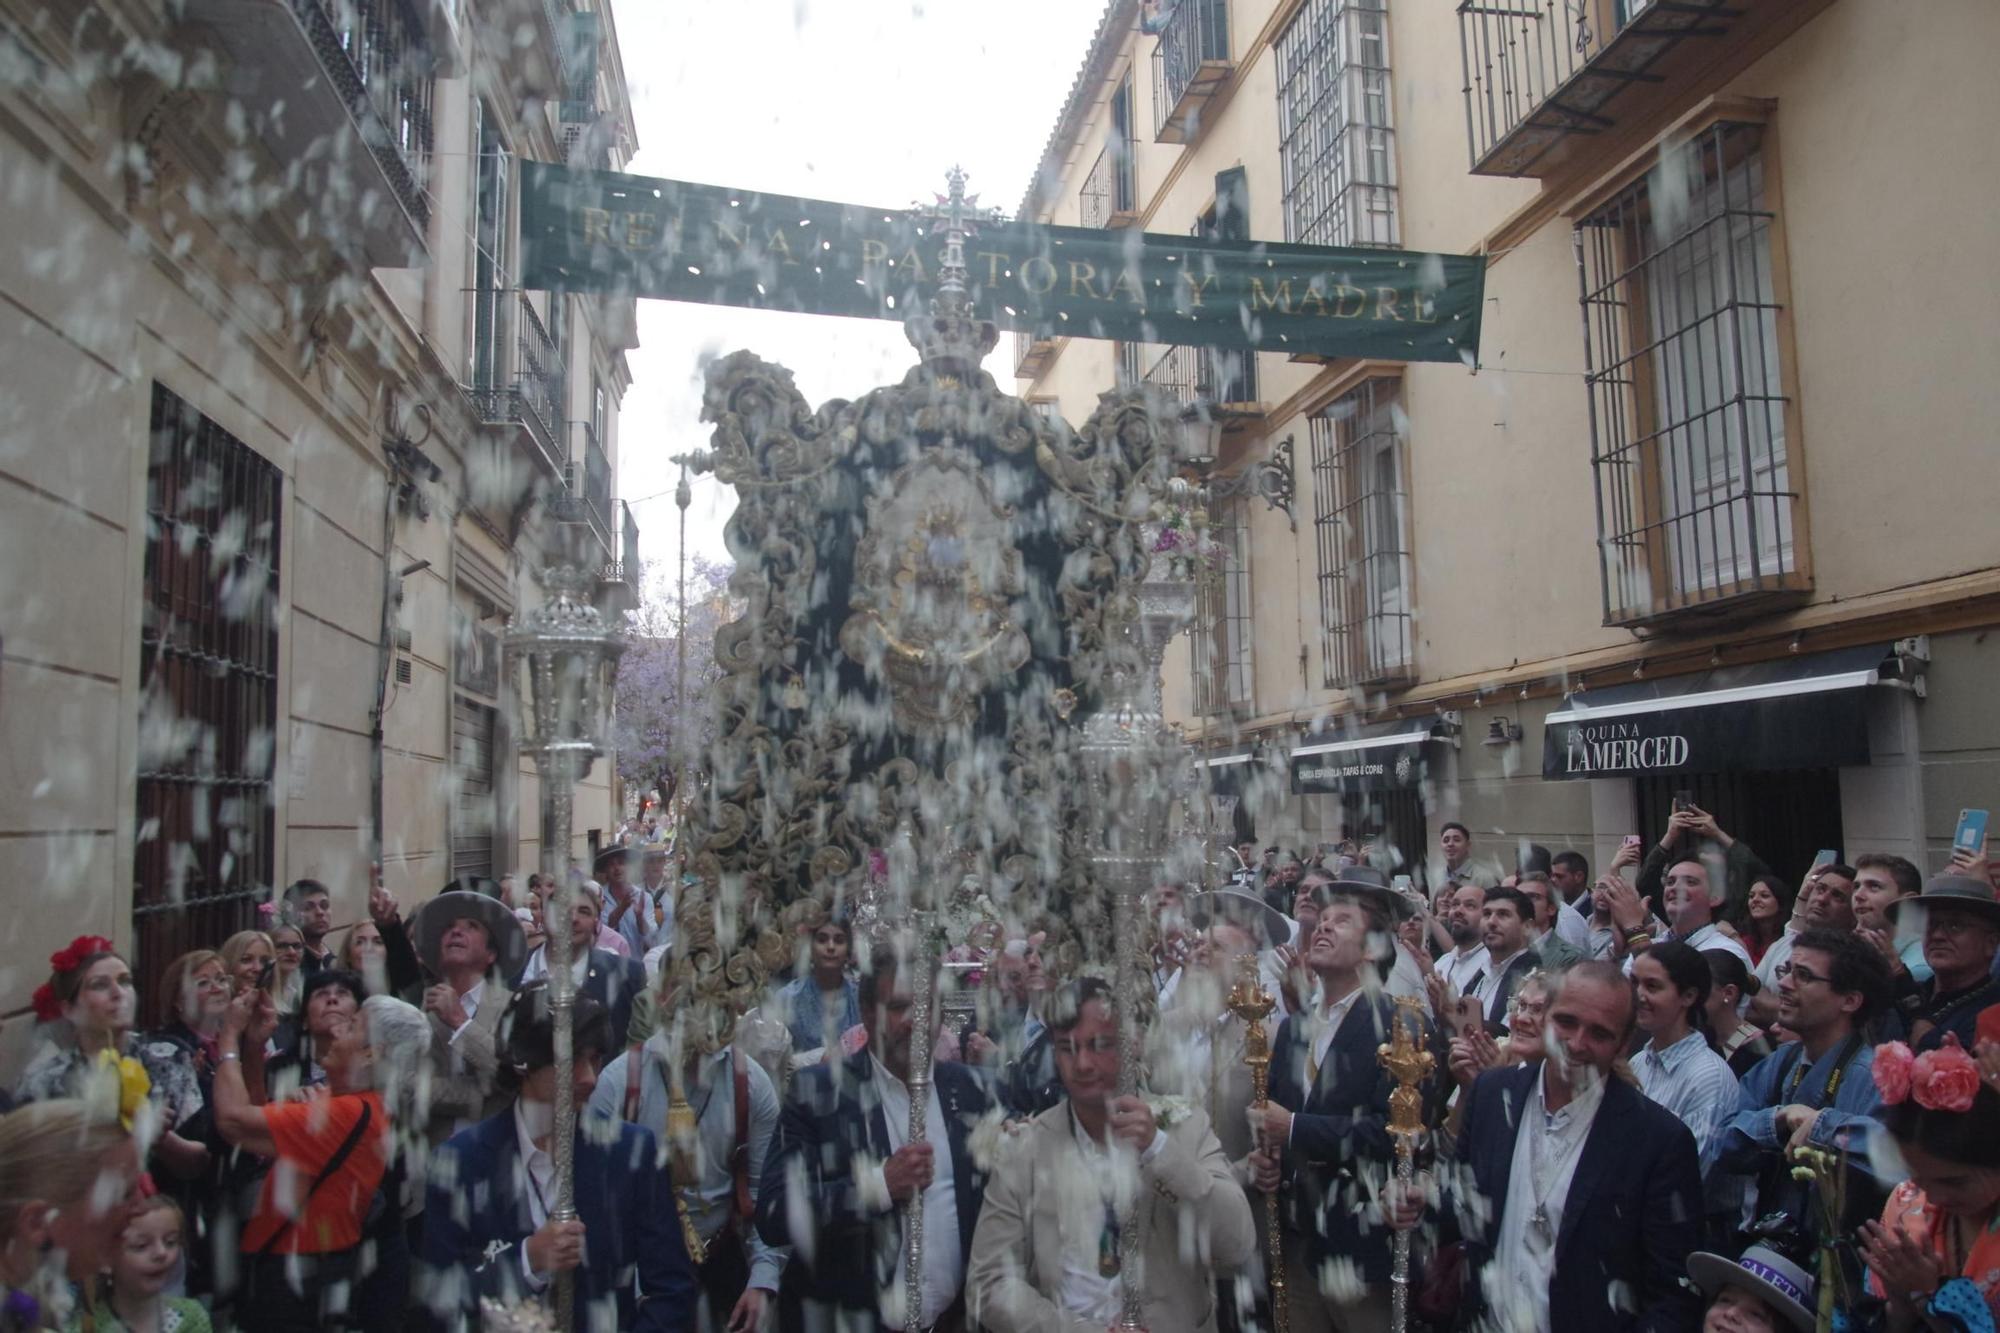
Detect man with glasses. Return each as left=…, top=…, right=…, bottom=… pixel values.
left=1715, top=930, right=1891, bottom=1249
left=1887, top=872, right=2000, bottom=1052
left=968, top=977, right=1254, bottom=1333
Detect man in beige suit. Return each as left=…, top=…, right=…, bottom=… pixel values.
left=969, top=978, right=1257, bottom=1333
left=407, top=888, right=527, bottom=1142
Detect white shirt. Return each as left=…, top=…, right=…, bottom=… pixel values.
left=1674, top=921, right=1753, bottom=969
left=1555, top=900, right=1592, bottom=951
left=1624, top=920, right=1754, bottom=975
left=1310, top=984, right=1366, bottom=1082
left=1755, top=925, right=1799, bottom=992
left=519, top=947, right=590, bottom=987
left=513, top=1101, right=557, bottom=1291
left=1442, top=944, right=1490, bottom=997
left=447, top=981, right=487, bottom=1048
left=1058, top=1107, right=1168, bottom=1324
left=1470, top=947, right=1528, bottom=1017
left=1490, top=1067, right=1609, bottom=1332
left=871, top=1057, right=961, bottom=1328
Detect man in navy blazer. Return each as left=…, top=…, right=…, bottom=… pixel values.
left=420, top=984, right=696, bottom=1333
left=758, top=949, right=990, bottom=1328
left=519, top=891, right=649, bottom=1047
left=1252, top=879, right=1438, bottom=1332
left=1393, top=961, right=1702, bottom=1333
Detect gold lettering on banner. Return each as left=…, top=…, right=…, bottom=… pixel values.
left=1020, top=256, right=1058, bottom=295
left=715, top=217, right=745, bottom=251
left=1374, top=287, right=1403, bottom=321
left=766, top=228, right=798, bottom=265
left=1296, top=284, right=1329, bottom=318
left=895, top=246, right=929, bottom=283
left=581, top=207, right=613, bottom=247
left=623, top=213, right=657, bottom=248
left=1250, top=277, right=1294, bottom=314
left=1106, top=268, right=1147, bottom=309
left=1332, top=284, right=1369, bottom=318
left=1178, top=270, right=1218, bottom=307
left=1067, top=260, right=1101, bottom=299
left=977, top=251, right=1007, bottom=286
left=861, top=239, right=890, bottom=270
left=1411, top=291, right=1440, bottom=324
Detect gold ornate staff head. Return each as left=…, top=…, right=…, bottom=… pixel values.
left=1377, top=995, right=1434, bottom=1140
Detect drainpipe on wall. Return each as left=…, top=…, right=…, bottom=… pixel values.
left=375, top=396, right=441, bottom=882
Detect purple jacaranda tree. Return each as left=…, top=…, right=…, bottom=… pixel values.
left=612, top=555, right=734, bottom=816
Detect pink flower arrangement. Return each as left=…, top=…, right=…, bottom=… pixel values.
left=1872, top=1041, right=1914, bottom=1103
left=1911, top=1038, right=1982, bottom=1113
left=1874, top=1036, right=1981, bottom=1113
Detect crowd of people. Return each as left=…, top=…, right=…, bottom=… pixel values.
left=1, top=811, right=1998, bottom=1333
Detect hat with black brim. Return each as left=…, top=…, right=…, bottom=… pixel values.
left=1687, top=1245, right=1815, bottom=1333
left=1316, top=865, right=1420, bottom=923
left=1189, top=889, right=1292, bottom=950
left=1885, top=873, right=2000, bottom=928
left=411, top=890, right=529, bottom=980
left=593, top=845, right=640, bottom=876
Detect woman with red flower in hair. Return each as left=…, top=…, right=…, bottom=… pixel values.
left=10, top=937, right=205, bottom=1180
left=1859, top=1036, right=2000, bottom=1331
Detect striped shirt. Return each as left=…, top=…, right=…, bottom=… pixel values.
left=1635, top=1029, right=1739, bottom=1170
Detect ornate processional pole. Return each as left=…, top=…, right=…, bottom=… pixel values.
left=1377, top=996, right=1434, bottom=1333
left=893, top=166, right=1003, bottom=1333
left=1226, top=955, right=1291, bottom=1333
left=505, top=562, right=625, bottom=1332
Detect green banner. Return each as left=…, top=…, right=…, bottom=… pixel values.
left=518, top=163, right=1486, bottom=365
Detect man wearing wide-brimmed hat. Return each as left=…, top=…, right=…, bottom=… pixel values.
left=1304, top=865, right=1431, bottom=1016
left=1186, top=886, right=1294, bottom=1017
left=596, top=844, right=671, bottom=956
left=409, top=886, right=529, bottom=1141
left=1687, top=1243, right=1815, bottom=1332
left=1250, top=871, right=1434, bottom=1333
left=1888, top=872, right=2000, bottom=1053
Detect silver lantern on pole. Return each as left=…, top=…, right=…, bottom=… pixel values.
left=505, top=559, right=624, bottom=1333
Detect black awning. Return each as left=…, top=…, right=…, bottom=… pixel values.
left=1290, top=714, right=1446, bottom=795
left=1191, top=750, right=1256, bottom=798
left=1541, top=644, right=1912, bottom=780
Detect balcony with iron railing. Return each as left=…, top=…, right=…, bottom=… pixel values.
left=181, top=0, right=438, bottom=265
left=1152, top=0, right=1234, bottom=144
left=467, top=292, right=567, bottom=496
left=1014, top=328, right=1057, bottom=380
left=1128, top=341, right=1260, bottom=412
left=592, top=499, right=640, bottom=614
left=1457, top=0, right=1830, bottom=178
left=565, top=423, right=613, bottom=553
left=1079, top=144, right=1137, bottom=230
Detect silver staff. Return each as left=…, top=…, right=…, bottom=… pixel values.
left=506, top=561, right=624, bottom=1331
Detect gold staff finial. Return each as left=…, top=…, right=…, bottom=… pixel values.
left=1225, top=953, right=1289, bottom=1333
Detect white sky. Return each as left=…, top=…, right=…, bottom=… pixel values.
left=608, top=0, right=1110, bottom=571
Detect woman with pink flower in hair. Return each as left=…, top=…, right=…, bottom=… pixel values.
left=1859, top=1035, right=2000, bottom=1331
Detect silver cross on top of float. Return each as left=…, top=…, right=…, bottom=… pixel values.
left=917, top=166, right=1004, bottom=314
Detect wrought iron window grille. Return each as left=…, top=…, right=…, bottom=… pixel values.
left=1309, top=380, right=1415, bottom=688
left=1276, top=0, right=1398, bottom=249
left=1575, top=119, right=1803, bottom=626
